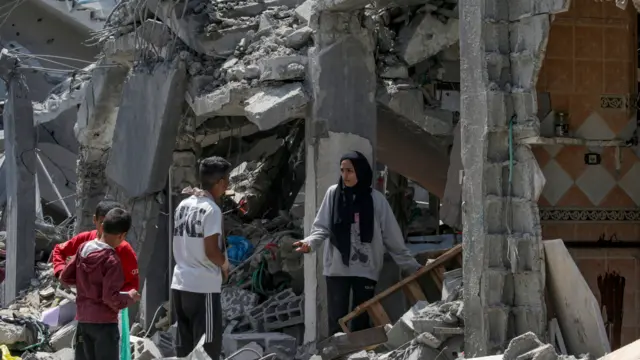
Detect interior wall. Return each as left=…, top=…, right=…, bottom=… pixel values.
left=535, top=1, right=640, bottom=349
left=535, top=0, right=638, bottom=242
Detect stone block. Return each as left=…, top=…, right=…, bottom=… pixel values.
left=503, top=332, right=544, bottom=360
left=259, top=56, right=307, bottom=81
left=285, top=27, right=313, bottom=49
left=221, top=287, right=259, bottom=321
left=133, top=337, right=163, bottom=360
left=397, top=14, right=459, bottom=66
left=244, top=83, right=308, bottom=131
left=0, top=321, right=28, bottom=345
left=106, top=60, right=187, bottom=198
left=49, top=320, right=77, bottom=351
left=187, top=82, right=258, bottom=118
left=385, top=301, right=428, bottom=350
left=222, top=333, right=297, bottom=359
left=294, top=0, right=313, bottom=24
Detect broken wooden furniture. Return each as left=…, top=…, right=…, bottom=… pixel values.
left=338, top=244, right=462, bottom=333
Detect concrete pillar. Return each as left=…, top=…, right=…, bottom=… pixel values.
left=303, top=10, right=376, bottom=343
left=74, top=60, right=128, bottom=233
left=459, top=0, right=568, bottom=355
left=1, top=59, right=37, bottom=304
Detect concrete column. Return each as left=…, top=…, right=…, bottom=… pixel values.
left=459, top=0, right=568, bottom=355
left=2, top=60, right=37, bottom=304
left=303, top=10, right=376, bottom=343
left=74, top=61, right=128, bottom=233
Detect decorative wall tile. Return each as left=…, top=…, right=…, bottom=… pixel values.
left=574, top=112, right=615, bottom=140
left=541, top=160, right=573, bottom=206
left=576, top=165, right=616, bottom=205
left=619, top=163, right=640, bottom=205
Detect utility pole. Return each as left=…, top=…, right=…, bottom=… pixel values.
left=0, top=48, right=36, bottom=304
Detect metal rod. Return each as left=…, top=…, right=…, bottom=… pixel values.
left=35, top=151, right=71, bottom=217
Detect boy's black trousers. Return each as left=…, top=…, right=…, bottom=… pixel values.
left=74, top=322, right=119, bottom=360
left=172, top=289, right=223, bottom=358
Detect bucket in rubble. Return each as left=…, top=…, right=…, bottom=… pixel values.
left=120, top=308, right=132, bottom=360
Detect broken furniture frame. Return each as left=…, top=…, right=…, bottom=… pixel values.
left=338, top=244, right=463, bottom=333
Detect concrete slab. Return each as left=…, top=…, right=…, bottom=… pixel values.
left=147, top=0, right=257, bottom=56
left=397, top=14, right=459, bottom=66
left=186, top=82, right=258, bottom=118
left=106, top=60, right=187, bottom=198
left=544, top=239, right=610, bottom=357
left=3, top=74, right=36, bottom=304
left=244, top=83, right=308, bottom=131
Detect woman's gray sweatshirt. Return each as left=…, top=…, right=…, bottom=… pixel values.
left=302, top=184, right=421, bottom=281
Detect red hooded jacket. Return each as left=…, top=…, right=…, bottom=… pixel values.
left=60, top=240, right=134, bottom=323
left=51, top=230, right=139, bottom=292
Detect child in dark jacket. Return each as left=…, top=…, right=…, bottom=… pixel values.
left=60, top=208, right=141, bottom=360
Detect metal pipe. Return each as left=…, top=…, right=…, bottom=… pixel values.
left=35, top=151, right=71, bottom=217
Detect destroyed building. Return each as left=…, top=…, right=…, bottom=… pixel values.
left=1, top=0, right=640, bottom=358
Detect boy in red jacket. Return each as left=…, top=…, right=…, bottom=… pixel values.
left=51, top=200, right=139, bottom=292
left=60, top=208, right=141, bottom=360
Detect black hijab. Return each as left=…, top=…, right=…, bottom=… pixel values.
left=331, top=151, right=375, bottom=266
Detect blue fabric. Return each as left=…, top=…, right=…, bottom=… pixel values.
left=226, top=236, right=254, bottom=265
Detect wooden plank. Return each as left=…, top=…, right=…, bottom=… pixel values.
left=339, top=244, right=462, bottom=325
left=544, top=239, right=610, bottom=357
left=317, top=326, right=388, bottom=360
left=430, top=266, right=445, bottom=291
left=368, top=302, right=391, bottom=327
left=402, top=280, right=427, bottom=303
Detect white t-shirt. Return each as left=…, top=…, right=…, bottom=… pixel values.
left=171, top=195, right=224, bottom=293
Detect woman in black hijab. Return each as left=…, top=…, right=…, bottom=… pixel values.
left=294, top=151, right=421, bottom=334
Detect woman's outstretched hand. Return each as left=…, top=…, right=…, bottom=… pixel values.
left=293, top=241, right=311, bottom=253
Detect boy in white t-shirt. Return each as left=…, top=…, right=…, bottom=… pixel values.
left=171, top=156, right=231, bottom=358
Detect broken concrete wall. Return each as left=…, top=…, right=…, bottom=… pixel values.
left=74, top=61, right=128, bottom=233
left=104, top=60, right=187, bottom=297
left=459, top=0, right=569, bottom=355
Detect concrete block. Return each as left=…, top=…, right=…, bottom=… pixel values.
left=263, top=295, right=304, bottom=331
left=133, top=337, right=163, bottom=360
left=106, top=60, right=187, bottom=198
left=221, top=286, right=259, bottom=321
left=397, top=14, right=459, bottom=66
left=222, top=333, right=297, bottom=359
left=187, top=82, right=258, bottom=118
left=247, top=289, right=296, bottom=331
left=386, top=301, right=429, bottom=350
left=49, top=320, right=77, bottom=351
left=259, top=56, right=307, bottom=81
left=416, top=332, right=442, bottom=349
left=376, top=85, right=424, bottom=128
left=503, top=332, right=544, bottom=360
left=244, top=83, right=308, bottom=131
